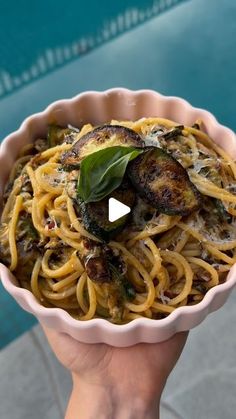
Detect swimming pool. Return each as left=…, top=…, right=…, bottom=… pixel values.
left=0, top=0, right=187, bottom=99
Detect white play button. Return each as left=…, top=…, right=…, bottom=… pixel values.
left=108, top=198, right=131, bottom=222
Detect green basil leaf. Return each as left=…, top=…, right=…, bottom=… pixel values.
left=77, top=146, right=143, bottom=203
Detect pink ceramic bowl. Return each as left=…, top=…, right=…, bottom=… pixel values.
left=0, top=88, right=236, bottom=347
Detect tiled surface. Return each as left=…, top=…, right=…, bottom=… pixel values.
left=162, top=287, right=236, bottom=418
left=0, top=326, right=72, bottom=419
left=1, top=288, right=236, bottom=419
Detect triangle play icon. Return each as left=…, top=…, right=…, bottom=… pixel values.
left=108, top=198, right=131, bottom=222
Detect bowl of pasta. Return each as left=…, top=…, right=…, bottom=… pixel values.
left=0, top=88, right=236, bottom=347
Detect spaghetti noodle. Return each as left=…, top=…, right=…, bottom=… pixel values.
left=0, top=117, right=236, bottom=324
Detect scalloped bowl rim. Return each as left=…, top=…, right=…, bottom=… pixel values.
left=0, top=88, right=236, bottom=342
left=1, top=262, right=236, bottom=333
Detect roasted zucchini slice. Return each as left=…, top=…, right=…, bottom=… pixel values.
left=78, top=179, right=136, bottom=241
left=47, top=125, right=77, bottom=147
left=61, top=125, right=144, bottom=167
left=85, top=255, right=111, bottom=283
left=200, top=196, right=232, bottom=226
left=213, top=199, right=232, bottom=223
left=160, top=125, right=184, bottom=140
left=80, top=238, right=135, bottom=322
left=82, top=244, right=135, bottom=301
left=128, top=147, right=200, bottom=216
left=80, top=238, right=111, bottom=283
left=109, top=263, right=136, bottom=301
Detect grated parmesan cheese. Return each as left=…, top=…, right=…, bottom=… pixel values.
left=144, top=134, right=162, bottom=148
left=159, top=290, right=171, bottom=304
left=68, top=124, right=80, bottom=132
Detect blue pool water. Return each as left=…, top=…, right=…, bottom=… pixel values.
left=0, top=0, right=187, bottom=98
left=0, top=282, right=36, bottom=349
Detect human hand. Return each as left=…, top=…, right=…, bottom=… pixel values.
left=42, top=325, right=188, bottom=419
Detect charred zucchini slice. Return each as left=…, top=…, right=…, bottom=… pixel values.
left=79, top=179, right=135, bottom=241
left=109, top=263, right=136, bottom=301
left=128, top=147, right=200, bottom=216
left=80, top=238, right=111, bottom=283
left=200, top=196, right=232, bottom=225
left=77, top=238, right=136, bottom=322
left=81, top=240, right=135, bottom=322
left=85, top=255, right=111, bottom=283
left=61, top=125, right=144, bottom=167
